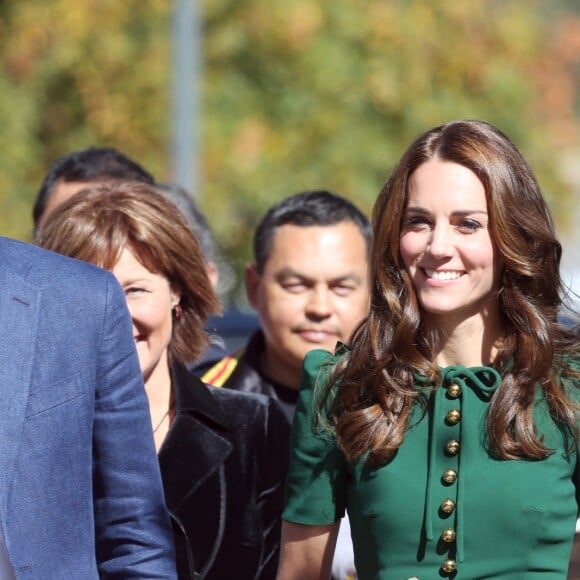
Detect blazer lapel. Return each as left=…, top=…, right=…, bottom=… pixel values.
left=158, top=365, right=233, bottom=513
left=0, top=269, right=40, bottom=513
left=158, top=415, right=233, bottom=513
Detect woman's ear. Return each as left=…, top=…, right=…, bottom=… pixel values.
left=170, top=287, right=181, bottom=309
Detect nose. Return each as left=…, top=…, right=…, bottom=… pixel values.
left=427, top=223, right=454, bottom=259
left=305, top=287, right=332, bottom=320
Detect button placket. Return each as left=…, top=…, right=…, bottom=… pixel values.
left=437, top=382, right=462, bottom=574
left=419, top=365, right=501, bottom=575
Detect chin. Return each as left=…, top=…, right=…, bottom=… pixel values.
left=421, top=300, right=493, bottom=321
left=421, top=305, right=458, bottom=316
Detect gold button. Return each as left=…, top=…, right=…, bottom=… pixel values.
left=446, top=409, right=461, bottom=424
left=442, top=469, right=457, bottom=484
left=445, top=440, right=460, bottom=455
left=441, top=528, right=456, bottom=543
left=440, top=498, right=455, bottom=514
left=448, top=383, right=462, bottom=398
left=442, top=559, right=457, bottom=573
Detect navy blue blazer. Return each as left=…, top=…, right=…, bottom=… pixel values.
left=0, top=237, right=176, bottom=578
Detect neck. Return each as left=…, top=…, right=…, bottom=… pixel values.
left=143, top=352, right=173, bottom=447
left=144, top=355, right=172, bottom=409
left=260, top=349, right=300, bottom=391
left=425, top=307, right=505, bottom=368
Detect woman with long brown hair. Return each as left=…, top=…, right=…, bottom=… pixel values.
left=278, top=120, right=579, bottom=578
left=37, top=182, right=289, bottom=579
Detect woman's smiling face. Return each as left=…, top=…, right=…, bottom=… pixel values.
left=111, top=247, right=179, bottom=382
left=399, top=157, right=501, bottom=325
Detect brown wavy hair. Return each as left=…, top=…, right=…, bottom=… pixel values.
left=324, top=120, right=579, bottom=466
left=36, top=182, right=220, bottom=365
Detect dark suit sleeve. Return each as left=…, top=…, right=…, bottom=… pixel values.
left=256, top=398, right=291, bottom=578
left=92, top=274, right=177, bottom=578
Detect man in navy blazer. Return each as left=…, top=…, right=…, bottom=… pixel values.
left=0, top=236, right=176, bottom=578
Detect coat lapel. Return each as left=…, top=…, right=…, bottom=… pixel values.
left=0, top=268, right=40, bottom=514
left=158, top=365, right=233, bottom=513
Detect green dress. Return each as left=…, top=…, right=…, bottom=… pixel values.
left=283, top=349, right=580, bottom=579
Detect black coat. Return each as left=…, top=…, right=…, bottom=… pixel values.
left=158, top=364, right=290, bottom=579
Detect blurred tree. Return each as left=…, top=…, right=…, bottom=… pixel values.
left=0, top=0, right=578, bottom=305
left=0, top=0, right=171, bottom=238
left=202, top=0, right=580, bottom=303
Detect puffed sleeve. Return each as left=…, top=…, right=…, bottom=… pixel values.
left=282, top=349, right=348, bottom=525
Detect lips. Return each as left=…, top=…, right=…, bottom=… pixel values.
left=296, top=328, right=338, bottom=343
left=423, top=268, right=464, bottom=281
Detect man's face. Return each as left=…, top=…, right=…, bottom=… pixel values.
left=246, top=222, right=370, bottom=388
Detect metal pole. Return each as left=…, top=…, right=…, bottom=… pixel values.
left=171, top=0, right=201, bottom=198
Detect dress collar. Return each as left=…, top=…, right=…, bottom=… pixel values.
left=416, top=364, right=502, bottom=400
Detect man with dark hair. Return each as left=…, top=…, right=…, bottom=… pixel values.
left=203, top=190, right=370, bottom=578
left=204, top=189, right=370, bottom=419
left=33, top=146, right=154, bottom=234
left=252, top=189, right=372, bottom=277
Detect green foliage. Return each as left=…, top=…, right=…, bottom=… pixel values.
left=0, top=0, right=578, bottom=304
left=0, top=0, right=170, bottom=240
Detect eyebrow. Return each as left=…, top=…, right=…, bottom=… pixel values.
left=405, top=206, right=488, bottom=217
left=275, top=267, right=363, bottom=284
left=120, top=276, right=151, bottom=285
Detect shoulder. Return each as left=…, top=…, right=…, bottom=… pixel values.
left=174, top=362, right=272, bottom=416
left=204, top=385, right=291, bottom=449
left=304, top=348, right=337, bottom=368
left=0, top=238, right=126, bottom=329
left=203, top=331, right=266, bottom=391
left=209, top=384, right=284, bottom=423
left=301, top=346, right=346, bottom=391
left=201, top=352, right=242, bottom=386
left=0, top=236, right=113, bottom=293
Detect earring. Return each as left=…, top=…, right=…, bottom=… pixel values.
left=174, top=304, right=184, bottom=320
